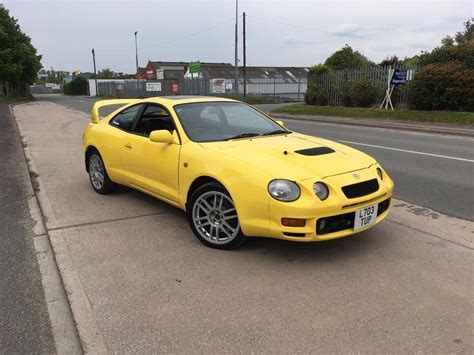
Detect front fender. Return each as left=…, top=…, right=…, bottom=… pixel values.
left=179, top=142, right=272, bottom=237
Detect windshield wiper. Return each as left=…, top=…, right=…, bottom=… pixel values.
left=262, top=129, right=291, bottom=136
left=225, top=133, right=260, bottom=140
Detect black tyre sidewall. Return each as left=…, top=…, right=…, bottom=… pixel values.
left=187, top=182, right=246, bottom=250
left=88, top=151, right=116, bottom=194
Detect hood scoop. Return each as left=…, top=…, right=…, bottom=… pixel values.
left=294, top=147, right=335, bottom=156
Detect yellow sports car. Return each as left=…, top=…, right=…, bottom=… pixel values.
left=83, top=96, right=393, bottom=249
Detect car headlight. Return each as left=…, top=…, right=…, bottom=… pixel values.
left=376, top=167, right=383, bottom=180
left=268, top=179, right=301, bottom=202
left=313, top=182, right=329, bottom=201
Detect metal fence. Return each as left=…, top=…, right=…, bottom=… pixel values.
left=309, top=67, right=417, bottom=107
left=96, top=77, right=307, bottom=102
left=30, top=84, right=63, bottom=94
left=0, top=81, right=31, bottom=98
left=243, top=78, right=307, bottom=102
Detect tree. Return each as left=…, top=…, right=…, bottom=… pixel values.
left=0, top=6, right=42, bottom=85
left=324, top=45, right=374, bottom=70
left=64, top=77, right=88, bottom=95
left=97, top=68, right=116, bottom=79
left=418, top=20, right=473, bottom=68
left=408, top=20, right=473, bottom=111
left=308, top=64, right=331, bottom=75
left=379, top=55, right=400, bottom=68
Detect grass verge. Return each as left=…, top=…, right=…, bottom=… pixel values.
left=274, top=104, right=474, bottom=125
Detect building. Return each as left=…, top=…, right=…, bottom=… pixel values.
left=140, top=60, right=308, bottom=82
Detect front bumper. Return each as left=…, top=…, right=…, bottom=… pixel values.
left=265, top=166, right=394, bottom=242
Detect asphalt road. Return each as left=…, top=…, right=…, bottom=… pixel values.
left=36, top=94, right=474, bottom=220
left=0, top=104, right=55, bottom=353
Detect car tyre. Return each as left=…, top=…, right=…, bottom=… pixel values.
left=187, top=182, right=246, bottom=250
left=87, top=150, right=117, bottom=194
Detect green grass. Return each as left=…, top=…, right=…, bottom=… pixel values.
left=274, top=104, right=474, bottom=125
left=211, top=94, right=275, bottom=105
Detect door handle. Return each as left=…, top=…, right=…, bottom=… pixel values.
left=123, top=143, right=132, bottom=150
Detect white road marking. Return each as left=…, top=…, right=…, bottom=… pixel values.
left=339, top=140, right=474, bottom=163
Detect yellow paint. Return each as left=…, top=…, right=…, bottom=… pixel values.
left=84, top=96, right=394, bottom=242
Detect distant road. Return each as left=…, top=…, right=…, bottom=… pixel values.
left=36, top=94, right=474, bottom=220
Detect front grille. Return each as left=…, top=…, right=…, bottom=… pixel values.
left=316, top=198, right=390, bottom=235
left=342, top=178, right=379, bottom=199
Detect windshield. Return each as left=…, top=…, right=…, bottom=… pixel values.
left=173, top=102, right=289, bottom=142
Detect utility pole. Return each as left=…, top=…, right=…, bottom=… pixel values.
left=91, top=48, right=98, bottom=96
left=234, top=0, right=239, bottom=94
left=243, top=11, right=246, bottom=98
left=134, top=31, right=139, bottom=84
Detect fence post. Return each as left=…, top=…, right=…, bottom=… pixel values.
left=297, top=77, right=301, bottom=102
left=273, top=75, right=276, bottom=103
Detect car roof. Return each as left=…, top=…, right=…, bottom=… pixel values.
left=141, top=96, right=239, bottom=105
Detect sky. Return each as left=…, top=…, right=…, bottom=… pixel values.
left=2, top=0, right=473, bottom=73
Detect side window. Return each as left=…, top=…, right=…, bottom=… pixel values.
left=110, top=104, right=143, bottom=131
left=133, top=105, right=175, bottom=136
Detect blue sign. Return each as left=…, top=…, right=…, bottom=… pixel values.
left=390, top=69, right=408, bottom=85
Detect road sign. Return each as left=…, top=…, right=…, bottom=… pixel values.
left=211, top=79, right=226, bottom=93
left=146, top=82, right=162, bottom=92
left=156, top=69, right=164, bottom=80
left=189, top=61, right=201, bottom=74
left=390, top=69, right=408, bottom=86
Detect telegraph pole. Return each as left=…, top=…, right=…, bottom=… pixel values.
left=91, top=48, right=98, bottom=96
left=234, top=0, right=239, bottom=94
left=243, top=11, right=246, bottom=98
left=134, top=31, right=139, bottom=84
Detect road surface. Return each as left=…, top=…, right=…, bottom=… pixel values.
left=0, top=104, right=55, bottom=353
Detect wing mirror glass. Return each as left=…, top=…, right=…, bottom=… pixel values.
left=149, top=130, right=178, bottom=144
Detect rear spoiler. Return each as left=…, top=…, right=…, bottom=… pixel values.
left=91, top=99, right=140, bottom=123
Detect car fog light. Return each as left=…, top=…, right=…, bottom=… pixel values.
left=317, top=218, right=327, bottom=234
left=376, top=167, right=383, bottom=180
left=313, top=182, right=329, bottom=201
left=282, top=218, right=306, bottom=227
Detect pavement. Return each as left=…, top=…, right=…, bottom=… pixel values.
left=0, top=104, right=55, bottom=353
left=9, top=96, right=474, bottom=353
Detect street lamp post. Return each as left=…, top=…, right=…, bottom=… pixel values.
left=134, top=31, right=139, bottom=86
left=91, top=48, right=98, bottom=96
left=234, top=0, right=239, bottom=94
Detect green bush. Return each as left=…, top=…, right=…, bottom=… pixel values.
left=341, top=88, right=352, bottom=107
left=64, top=77, right=88, bottom=95
left=347, top=77, right=377, bottom=107
left=308, top=64, right=331, bottom=75
left=304, top=83, right=328, bottom=106
left=408, top=62, right=474, bottom=111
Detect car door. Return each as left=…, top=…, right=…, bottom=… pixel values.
left=104, top=104, right=144, bottom=183
left=121, top=104, right=181, bottom=205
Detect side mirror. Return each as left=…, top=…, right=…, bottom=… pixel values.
left=149, top=130, right=178, bottom=144
left=276, top=120, right=285, bottom=127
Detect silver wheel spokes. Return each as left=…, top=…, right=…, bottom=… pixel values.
left=192, top=191, right=239, bottom=245
left=89, top=155, right=105, bottom=190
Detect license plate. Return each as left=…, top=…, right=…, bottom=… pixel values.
left=354, top=203, right=378, bottom=231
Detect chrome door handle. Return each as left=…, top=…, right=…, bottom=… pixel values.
left=123, top=143, right=132, bottom=150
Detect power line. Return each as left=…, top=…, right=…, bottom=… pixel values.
left=98, top=16, right=238, bottom=53
left=246, top=14, right=365, bottom=39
